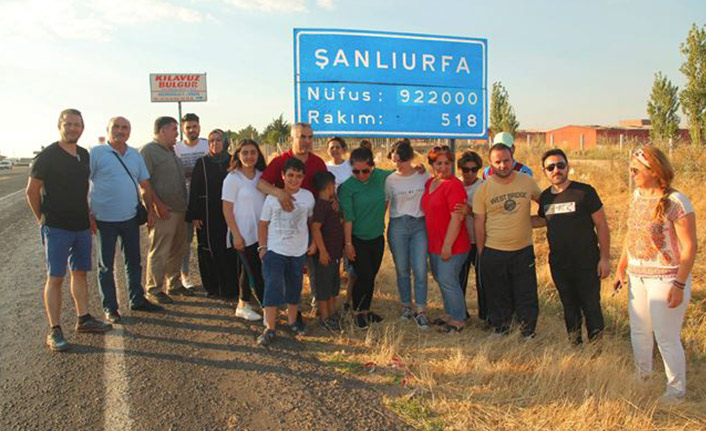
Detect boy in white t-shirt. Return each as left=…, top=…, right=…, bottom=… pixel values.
left=257, top=158, right=316, bottom=346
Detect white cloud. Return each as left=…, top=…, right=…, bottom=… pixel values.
left=316, top=0, right=335, bottom=10
left=216, top=0, right=335, bottom=13
left=0, top=0, right=204, bottom=42
left=218, top=0, right=307, bottom=12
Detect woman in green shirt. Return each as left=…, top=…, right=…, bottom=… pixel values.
left=339, top=146, right=392, bottom=329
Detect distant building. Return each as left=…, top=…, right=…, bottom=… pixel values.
left=516, top=129, right=546, bottom=146
left=545, top=120, right=691, bottom=150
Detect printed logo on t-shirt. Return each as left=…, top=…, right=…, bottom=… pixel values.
left=544, top=202, right=576, bottom=215
left=504, top=199, right=517, bottom=212
left=490, top=191, right=527, bottom=214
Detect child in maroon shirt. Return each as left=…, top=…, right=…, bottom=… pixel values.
left=311, top=171, right=344, bottom=331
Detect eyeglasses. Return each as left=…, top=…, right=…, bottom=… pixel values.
left=460, top=166, right=480, bottom=173
left=352, top=168, right=371, bottom=175
left=544, top=162, right=567, bottom=172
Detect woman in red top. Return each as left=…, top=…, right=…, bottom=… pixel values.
left=421, top=146, right=471, bottom=332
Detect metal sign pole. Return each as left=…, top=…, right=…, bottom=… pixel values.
left=178, top=101, right=183, bottom=141
left=448, top=138, right=456, bottom=175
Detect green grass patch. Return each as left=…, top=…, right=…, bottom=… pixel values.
left=389, top=396, right=445, bottom=431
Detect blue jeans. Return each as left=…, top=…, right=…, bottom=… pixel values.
left=429, top=252, right=468, bottom=322
left=262, top=251, right=306, bottom=307
left=387, top=215, right=428, bottom=308
left=96, top=218, right=145, bottom=312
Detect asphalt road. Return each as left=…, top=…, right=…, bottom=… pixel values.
left=0, top=167, right=407, bottom=431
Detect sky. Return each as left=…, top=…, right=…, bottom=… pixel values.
left=1, top=0, right=704, bottom=157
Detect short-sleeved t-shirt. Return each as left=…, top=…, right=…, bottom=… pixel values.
left=464, top=179, right=483, bottom=244
left=89, top=144, right=150, bottom=222
left=261, top=149, right=327, bottom=193
left=30, top=142, right=90, bottom=231
left=385, top=171, right=429, bottom=219
left=260, top=188, right=315, bottom=257
left=326, top=161, right=352, bottom=190
left=312, top=198, right=344, bottom=260
left=421, top=177, right=471, bottom=255
left=140, top=142, right=187, bottom=213
left=626, top=190, right=694, bottom=278
left=538, top=181, right=603, bottom=269
left=221, top=170, right=266, bottom=247
left=175, top=138, right=209, bottom=183
left=339, top=168, right=394, bottom=240
left=473, top=172, right=542, bottom=251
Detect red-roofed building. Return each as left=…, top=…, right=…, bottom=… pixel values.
left=545, top=121, right=690, bottom=151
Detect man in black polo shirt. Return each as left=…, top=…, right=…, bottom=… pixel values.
left=536, top=148, right=611, bottom=344
left=26, top=109, right=112, bottom=352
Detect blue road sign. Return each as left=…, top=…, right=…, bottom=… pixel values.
left=294, top=29, right=487, bottom=139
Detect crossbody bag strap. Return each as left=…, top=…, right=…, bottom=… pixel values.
left=111, top=151, right=140, bottom=200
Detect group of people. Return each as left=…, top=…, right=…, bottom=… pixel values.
left=28, top=109, right=697, bottom=402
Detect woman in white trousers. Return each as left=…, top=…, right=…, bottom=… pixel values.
left=616, top=146, right=697, bottom=403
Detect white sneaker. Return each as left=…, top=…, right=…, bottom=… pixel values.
left=181, top=274, right=195, bottom=289
left=235, top=306, right=261, bottom=321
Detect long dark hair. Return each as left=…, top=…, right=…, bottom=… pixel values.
left=229, top=138, right=266, bottom=172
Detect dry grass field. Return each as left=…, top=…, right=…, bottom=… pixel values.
left=302, top=142, right=706, bottom=431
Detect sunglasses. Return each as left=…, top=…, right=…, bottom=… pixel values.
left=544, top=162, right=567, bottom=172
left=461, top=166, right=480, bottom=173
left=352, top=168, right=371, bottom=175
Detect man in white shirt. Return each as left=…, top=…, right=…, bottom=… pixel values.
left=174, top=113, right=209, bottom=291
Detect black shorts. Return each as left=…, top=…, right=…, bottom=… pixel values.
left=314, top=256, right=341, bottom=301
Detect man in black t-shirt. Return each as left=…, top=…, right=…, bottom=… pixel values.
left=535, top=149, right=610, bottom=344
left=26, top=109, right=112, bottom=352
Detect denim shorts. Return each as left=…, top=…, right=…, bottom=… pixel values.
left=262, top=251, right=306, bottom=307
left=40, top=225, right=92, bottom=277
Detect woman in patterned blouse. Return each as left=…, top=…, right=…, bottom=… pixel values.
left=615, top=146, right=697, bottom=404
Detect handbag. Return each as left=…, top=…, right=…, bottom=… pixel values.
left=112, top=152, right=148, bottom=225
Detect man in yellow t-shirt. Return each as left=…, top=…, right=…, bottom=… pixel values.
left=473, top=143, right=542, bottom=338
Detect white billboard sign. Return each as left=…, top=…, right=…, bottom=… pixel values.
left=149, top=73, right=207, bottom=103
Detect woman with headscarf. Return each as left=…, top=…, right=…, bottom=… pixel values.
left=188, top=129, right=239, bottom=299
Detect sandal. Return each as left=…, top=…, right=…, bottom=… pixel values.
left=439, top=323, right=464, bottom=333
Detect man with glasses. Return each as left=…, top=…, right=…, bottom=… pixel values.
left=535, top=148, right=610, bottom=344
